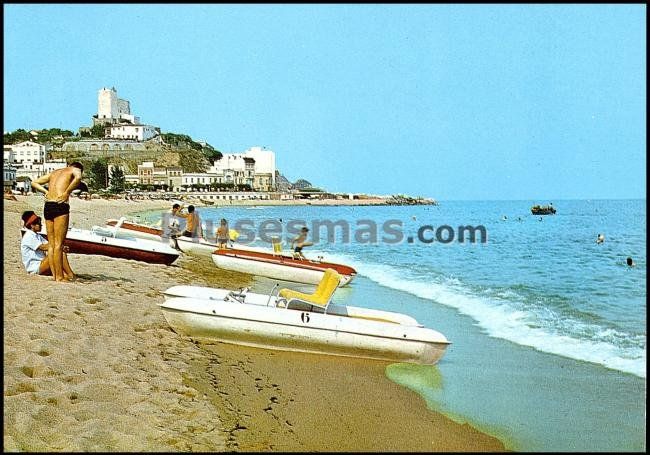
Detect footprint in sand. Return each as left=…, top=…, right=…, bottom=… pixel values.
left=5, top=381, right=37, bottom=396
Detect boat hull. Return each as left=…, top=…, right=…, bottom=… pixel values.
left=163, top=285, right=422, bottom=326
left=160, top=296, right=449, bottom=365
left=211, top=249, right=356, bottom=286
left=106, top=219, right=223, bottom=256
left=32, top=228, right=179, bottom=265
left=106, top=219, right=298, bottom=258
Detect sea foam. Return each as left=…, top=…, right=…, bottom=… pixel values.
left=322, top=251, right=646, bottom=378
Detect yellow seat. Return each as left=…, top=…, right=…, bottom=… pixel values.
left=278, top=268, right=341, bottom=310
left=272, top=238, right=282, bottom=254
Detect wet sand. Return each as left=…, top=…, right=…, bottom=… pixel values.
left=3, top=194, right=505, bottom=451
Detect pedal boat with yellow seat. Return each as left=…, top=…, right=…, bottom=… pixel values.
left=159, top=269, right=450, bottom=365
left=211, top=247, right=357, bottom=286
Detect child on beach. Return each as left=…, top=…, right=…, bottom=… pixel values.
left=20, top=210, right=75, bottom=280
left=291, top=227, right=314, bottom=260
left=216, top=218, right=230, bottom=249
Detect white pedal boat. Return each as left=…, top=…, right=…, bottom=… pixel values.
left=105, top=218, right=297, bottom=258
left=22, top=225, right=180, bottom=265
left=159, top=270, right=450, bottom=365
left=105, top=218, right=217, bottom=256
left=211, top=248, right=357, bottom=286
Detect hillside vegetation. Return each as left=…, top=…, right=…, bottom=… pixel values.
left=6, top=128, right=221, bottom=174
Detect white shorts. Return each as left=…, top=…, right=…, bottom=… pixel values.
left=26, top=259, right=42, bottom=275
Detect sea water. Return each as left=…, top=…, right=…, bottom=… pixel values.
left=140, top=199, right=646, bottom=451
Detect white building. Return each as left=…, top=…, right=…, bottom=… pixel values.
left=13, top=159, right=67, bottom=187
left=93, top=87, right=159, bottom=142
left=208, top=156, right=255, bottom=187
left=5, top=141, right=49, bottom=164
left=208, top=146, right=276, bottom=191
left=42, top=159, right=68, bottom=174
left=181, top=172, right=220, bottom=188
left=96, top=87, right=140, bottom=124
left=124, top=174, right=140, bottom=186
left=3, top=145, right=15, bottom=163
left=106, top=124, right=158, bottom=141
left=243, top=146, right=276, bottom=187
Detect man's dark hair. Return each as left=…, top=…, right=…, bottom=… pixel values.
left=69, top=161, right=84, bottom=171
left=172, top=203, right=181, bottom=210
left=188, top=205, right=195, bottom=213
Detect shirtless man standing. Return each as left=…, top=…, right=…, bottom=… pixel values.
left=31, top=162, right=84, bottom=282
left=176, top=205, right=202, bottom=239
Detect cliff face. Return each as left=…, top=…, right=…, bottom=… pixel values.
left=51, top=142, right=210, bottom=174
left=162, top=148, right=210, bottom=173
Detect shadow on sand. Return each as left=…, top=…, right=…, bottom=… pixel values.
left=75, top=274, right=135, bottom=283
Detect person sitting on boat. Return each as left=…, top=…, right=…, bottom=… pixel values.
left=20, top=211, right=75, bottom=280
left=216, top=218, right=230, bottom=249
left=291, top=227, right=314, bottom=260
left=176, top=205, right=202, bottom=239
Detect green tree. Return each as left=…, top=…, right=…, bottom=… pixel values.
left=89, top=158, right=109, bottom=190
left=109, top=166, right=126, bottom=194
left=204, top=147, right=223, bottom=162
left=162, top=132, right=222, bottom=165
left=90, top=123, right=106, bottom=138
left=162, top=132, right=202, bottom=150
left=3, top=129, right=31, bottom=144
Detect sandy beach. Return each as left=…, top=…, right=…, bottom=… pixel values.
left=3, top=194, right=505, bottom=451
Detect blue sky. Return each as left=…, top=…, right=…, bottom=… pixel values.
left=3, top=4, right=646, bottom=200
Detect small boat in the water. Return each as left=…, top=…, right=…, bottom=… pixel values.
left=531, top=204, right=556, bottom=215
left=211, top=248, right=357, bottom=286
left=23, top=222, right=180, bottom=265
left=159, top=269, right=450, bottom=365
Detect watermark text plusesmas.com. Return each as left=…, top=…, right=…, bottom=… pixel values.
left=161, top=215, right=488, bottom=245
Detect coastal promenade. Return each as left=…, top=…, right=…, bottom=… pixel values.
left=99, top=191, right=436, bottom=207
left=3, top=194, right=502, bottom=451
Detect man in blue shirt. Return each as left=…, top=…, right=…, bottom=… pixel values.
left=20, top=211, right=75, bottom=280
